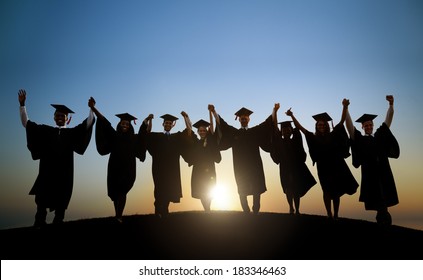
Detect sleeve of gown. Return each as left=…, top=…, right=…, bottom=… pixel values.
left=25, top=120, right=43, bottom=160
left=269, top=128, right=281, bottom=164
left=217, top=116, right=236, bottom=151
left=73, top=117, right=95, bottom=155
left=293, top=128, right=307, bottom=163
left=135, top=125, right=147, bottom=162
left=178, top=129, right=196, bottom=164
left=332, top=123, right=351, bottom=159
left=256, top=115, right=273, bottom=153
left=209, top=133, right=222, bottom=164
left=95, top=117, right=114, bottom=156
left=378, top=123, right=400, bottom=159
left=304, top=131, right=317, bottom=165
left=351, top=128, right=362, bottom=168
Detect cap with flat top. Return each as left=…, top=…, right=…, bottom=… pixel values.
left=235, top=107, right=253, bottom=120
left=51, top=104, right=74, bottom=115
left=116, top=113, right=137, bottom=124
left=160, top=114, right=179, bottom=122
left=279, top=121, right=293, bottom=129
left=312, top=112, right=332, bottom=122
left=355, top=114, right=377, bottom=123
left=193, top=119, right=210, bottom=129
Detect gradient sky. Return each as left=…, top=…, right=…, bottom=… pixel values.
left=1, top=0, right=422, bottom=231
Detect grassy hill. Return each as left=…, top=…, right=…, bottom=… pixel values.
left=1, top=211, right=422, bottom=260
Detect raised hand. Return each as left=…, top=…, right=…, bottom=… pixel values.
left=386, top=95, right=394, bottom=105
left=18, top=89, right=26, bottom=106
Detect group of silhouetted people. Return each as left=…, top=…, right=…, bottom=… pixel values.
left=18, top=89, right=400, bottom=228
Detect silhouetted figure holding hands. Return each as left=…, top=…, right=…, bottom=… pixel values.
left=184, top=105, right=222, bottom=212
left=89, top=98, right=146, bottom=223
left=140, top=112, right=191, bottom=218
left=18, top=89, right=95, bottom=228
left=271, top=103, right=317, bottom=215
left=216, top=105, right=274, bottom=214
left=286, top=99, right=358, bottom=219
left=345, top=95, right=399, bottom=225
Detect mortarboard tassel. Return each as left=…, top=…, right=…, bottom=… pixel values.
left=66, top=114, right=72, bottom=125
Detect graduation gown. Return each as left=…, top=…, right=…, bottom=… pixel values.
left=141, top=122, right=190, bottom=203
left=26, top=118, right=94, bottom=210
left=351, top=123, right=400, bottom=210
left=185, top=132, right=222, bottom=199
left=218, top=115, right=272, bottom=196
left=95, top=117, right=146, bottom=201
left=271, top=128, right=317, bottom=198
left=304, top=123, right=358, bottom=198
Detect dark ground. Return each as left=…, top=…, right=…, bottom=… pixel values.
left=1, top=211, right=422, bottom=260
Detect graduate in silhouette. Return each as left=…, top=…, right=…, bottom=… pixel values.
left=345, top=95, right=399, bottom=225
left=271, top=103, right=317, bottom=215
left=183, top=105, right=222, bottom=212
left=18, top=89, right=95, bottom=227
left=140, top=112, right=191, bottom=218
left=89, top=98, right=146, bottom=223
left=286, top=99, right=358, bottom=219
left=214, top=105, right=274, bottom=214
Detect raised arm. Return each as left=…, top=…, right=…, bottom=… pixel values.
left=208, top=105, right=214, bottom=134
left=143, top=114, right=154, bottom=132
left=384, top=95, right=394, bottom=128
left=338, top=98, right=349, bottom=126
left=181, top=111, right=192, bottom=136
left=208, top=104, right=220, bottom=126
left=273, top=103, right=280, bottom=130
left=88, top=97, right=104, bottom=120
left=344, top=98, right=355, bottom=140
left=285, top=108, right=308, bottom=134
left=18, top=89, right=28, bottom=128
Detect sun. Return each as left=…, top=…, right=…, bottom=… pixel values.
left=209, top=183, right=234, bottom=210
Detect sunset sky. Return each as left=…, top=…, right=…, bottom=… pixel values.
left=1, top=0, right=422, bottom=231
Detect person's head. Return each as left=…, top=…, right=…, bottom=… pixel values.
left=193, top=119, right=210, bottom=139
left=235, top=107, right=253, bottom=128
left=115, top=113, right=136, bottom=134
left=51, top=104, right=74, bottom=127
left=279, top=121, right=293, bottom=138
left=356, top=114, right=377, bottom=135
left=312, top=112, right=332, bottom=135
left=161, top=114, right=178, bottom=132
left=315, top=120, right=330, bottom=135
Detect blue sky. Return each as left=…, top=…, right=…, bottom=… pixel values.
left=1, top=0, right=422, bottom=230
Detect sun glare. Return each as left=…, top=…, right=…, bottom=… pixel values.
left=210, top=184, right=233, bottom=210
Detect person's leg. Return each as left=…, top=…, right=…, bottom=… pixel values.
left=53, top=208, right=65, bottom=224
left=34, top=206, right=47, bottom=227
left=294, top=195, right=301, bottom=215
left=201, top=197, right=211, bottom=212
left=376, top=207, right=392, bottom=225
left=162, top=200, right=170, bottom=217
left=323, top=192, right=333, bottom=218
left=239, top=195, right=250, bottom=213
left=333, top=196, right=340, bottom=219
left=34, top=196, right=47, bottom=227
left=252, top=194, right=261, bottom=214
left=154, top=198, right=163, bottom=217
left=286, top=193, right=294, bottom=214
left=114, top=195, right=127, bottom=222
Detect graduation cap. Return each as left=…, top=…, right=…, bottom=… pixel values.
left=355, top=114, right=377, bottom=123
left=193, top=119, right=210, bottom=129
left=279, top=121, right=293, bottom=129
left=116, top=113, right=137, bottom=124
left=312, top=112, right=332, bottom=122
left=51, top=104, right=74, bottom=115
left=160, top=114, right=179, bottom=122
left=51, top=104, right=74, bottom=125
left=235, top=107, right=253, bottom=120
